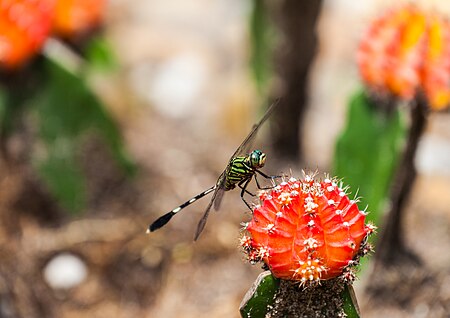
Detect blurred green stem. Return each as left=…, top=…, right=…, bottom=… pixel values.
left=333, top=90, right=405, bottom=227
left=250, top=0, right=272, bottom=95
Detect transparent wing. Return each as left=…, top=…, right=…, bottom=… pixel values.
left=229, top=100, right=279, bottom=160
left=194, top=100, right=279, bottom=240
left=213, top=172, right=227, bottom=210
left=194, top=185, right=222, bottom=240
left=212, top=101, right=278, bottom=212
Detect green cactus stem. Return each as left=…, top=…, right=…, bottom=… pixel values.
left=240, top=271, right=361, bottom=318
left=240, top=271, right=280, bottom=318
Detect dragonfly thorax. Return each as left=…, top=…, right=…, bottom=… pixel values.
left=248, top=149, right=266, bottom=169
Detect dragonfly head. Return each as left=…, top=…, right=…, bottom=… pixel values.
left=249, top=150, right=266, bottom=169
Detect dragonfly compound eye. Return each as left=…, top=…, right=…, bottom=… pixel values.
left=250, top=150, right=266, bottom=168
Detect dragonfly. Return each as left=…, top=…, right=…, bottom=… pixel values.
left=147, top=101, right=279, bottom=240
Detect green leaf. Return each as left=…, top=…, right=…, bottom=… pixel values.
left=0, top=87, right=8, bottom=134
left=240, top=271, right=280, bottom=318
left=31, top=55, right=135, bottom=213
left=341, top=284, right=361, bottom=318
left=249, top=0, right=275, bottom=95
left=333, top=89, right=406, bottom=226
left=0, top=86, right=13, bottom=156
left=37, top=141, right=86, bottom=212
left=0, top=75, right=37, bottom=143
left=84, top=36, right=117, bottom=71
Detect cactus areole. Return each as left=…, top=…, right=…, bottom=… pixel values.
left=241, top=174, right=375, bottom=286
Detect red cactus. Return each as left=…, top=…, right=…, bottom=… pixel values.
left=0, top=0, right=54, bottom=69
left=52, top=0, right=106, bottom=38
left=242, top=174, right=375, bottom=286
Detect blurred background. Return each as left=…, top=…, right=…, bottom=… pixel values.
left=0, top=0, right=450, bottom=317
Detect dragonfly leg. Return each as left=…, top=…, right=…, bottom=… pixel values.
left=238, top=178, right=255, bottom=196
left=239, top=178, right=253, bottom=210
left=255, top=170, right=281, bottom=190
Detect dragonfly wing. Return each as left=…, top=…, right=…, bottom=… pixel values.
left=194, top=186, right=221, bottom=240
left=213, top=186, right=225, bottom=211
left=213, top=171, right=227, bottom=210
left=195, top=100, right=279, bottom=241
left=230, top=100, right=279, bottom=159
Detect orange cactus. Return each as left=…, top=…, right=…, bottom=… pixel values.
left=421, top=17, right=450, bottom=110
left=0, top=0, right=54, bottom=69
left=358, top=5, right=450, bottom=111
left=241, top=174, right=375, bottom=286
left=52, top=0, right=106, bottom=38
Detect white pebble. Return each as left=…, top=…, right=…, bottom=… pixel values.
left=44, top=253, right=88, bottom=289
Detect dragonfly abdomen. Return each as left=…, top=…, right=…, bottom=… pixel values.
left=148, top=185, right=216, bottom=232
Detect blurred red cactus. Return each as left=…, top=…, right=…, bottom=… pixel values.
left=0, top=0, right=54, bottom=69
left=241, top=174, right=375, bottom=286
left=52, top=0, right=106, bottom=38
left=358, top=5, right=450, bottom=111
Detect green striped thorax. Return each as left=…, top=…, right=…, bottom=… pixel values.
left=224, top=150, right=266, bottom=191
